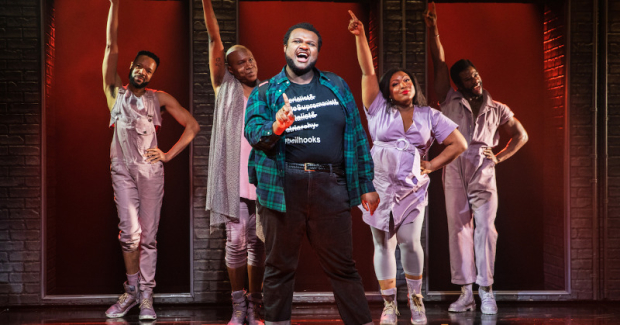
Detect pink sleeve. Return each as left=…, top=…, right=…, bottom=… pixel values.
left=366, top=93, right=387, bottom=116
left=498, top=103, right=515, bottom=125
left=430, top=108, right=459, bottom=144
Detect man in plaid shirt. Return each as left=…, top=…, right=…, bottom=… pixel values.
left=244, top=22, right=379, bottom=325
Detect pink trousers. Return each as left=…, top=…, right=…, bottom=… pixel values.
left=444, top=154, right=498, bottom=287
left=111, top=159, right=164, bottom=292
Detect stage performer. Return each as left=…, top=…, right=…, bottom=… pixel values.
left=425, top=2, right=529, bottom=315
left=244, top=22, right=378, bottom=325
left=103, top=0, right=199, bottom=320
left=202, top=0, right=265, bottom=324
left=348, top=11, right=467, bottom=325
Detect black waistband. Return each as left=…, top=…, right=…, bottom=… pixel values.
left=286, top=162, right=345, bottom=175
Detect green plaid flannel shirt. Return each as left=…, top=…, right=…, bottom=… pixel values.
left=244, top=67, right=376, bottom=212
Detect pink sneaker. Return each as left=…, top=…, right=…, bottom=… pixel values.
left=105, top=282, right=139, bottom=318
left=246, top=292, right=264, bottom=325
left=139, top=291, right=157, bottom=320
left=228, top=290, right=247, bottom=325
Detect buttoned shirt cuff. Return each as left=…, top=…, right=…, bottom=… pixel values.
left=254, top=124, right=281, bottom=151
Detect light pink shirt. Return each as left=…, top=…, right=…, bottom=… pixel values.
left=440, top=88, right=513, bottom=152
left=239, top=96, right=257, bottom=200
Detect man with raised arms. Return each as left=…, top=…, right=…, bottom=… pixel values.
left=202, top=0, right=265, bottom=324
left=103, top=0, right=199, bottom=320
left=425, top=2, right=528, bottom=315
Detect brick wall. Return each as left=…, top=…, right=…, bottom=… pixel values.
left=542, top=1, right=567, bottom=290
left=191, top=0, right=236, bottom=303
left=0, top=0, right=43, bottom=305
left=569, top=0, right=597, bottom=301
left=382, top=0, right=426, bottom=80
left=606, top=0, right=620, bottom=300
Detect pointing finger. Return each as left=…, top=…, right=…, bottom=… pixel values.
left=282, top=93, right=290, bottom=106
left=348, top=10, right=358, bottom=21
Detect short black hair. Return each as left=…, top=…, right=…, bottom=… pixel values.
left=283, top=22, right=322, bottom=51
left=134, top=50, right=160, bottom=69
left=450, top=59, right=476, bottom=88
left=378, top=68, right=427, bottom=107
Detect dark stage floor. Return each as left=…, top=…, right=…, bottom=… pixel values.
left=1, top=301, right=619, bottom=325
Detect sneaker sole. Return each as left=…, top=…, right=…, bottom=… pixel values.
left=380, top=320, right=397, bottom=325
left=448, top=304, right=476, bottom=313
left=139, top=315, right=157, bottom=320
left=481, top=308, right=498, bottom=314
left=105, top=302, right=137, bottom=318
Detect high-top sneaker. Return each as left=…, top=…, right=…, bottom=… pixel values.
left=406, top=278, right=426, bottom=325
left=479, top=286, right=498, bottom=314
left=228, top=290, right=247, bottom=325
left=138, top=290, right=157, bottom=320
left=105, top=282, right=140, bottom=318
left=448, top=284, right=475, bottom=312
left=379, top=287, right=399, bottom=325
left=246, top=292, right=265, bottom=325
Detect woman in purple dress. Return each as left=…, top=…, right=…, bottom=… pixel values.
left=348, top=11, right=467, bottom=325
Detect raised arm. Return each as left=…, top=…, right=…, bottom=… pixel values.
left=202, top=0, right=226, bottom=95
left=483, top=117, right=529, bottom=165
left=348, top=10, right=379, bottom=109
left=424, top=2, right=451, bottom=104
left=102, top=0, right=123, bottom=111
left=145, top=92, right=200, bottom=164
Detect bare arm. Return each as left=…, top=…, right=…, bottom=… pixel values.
left=420, top=129, right=467, bottom=174
left=202, top=0, right=226, bottom=95
left=102, top=0, right=123, bottom=111
left=348, top=10, right=379, bottom=108
left=483, top=117, right=529, bottom=164
left=424, top=2, right=451, bottom=104
left=145, top=92, right=200, bottom=163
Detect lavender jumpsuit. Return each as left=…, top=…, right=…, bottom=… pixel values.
left=440, top=88, right=514, bottom=287
left=110, top=86, right=164, bottom=292
left=361, top=94, right=457, bottom=232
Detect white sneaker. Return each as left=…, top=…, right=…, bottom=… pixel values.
left=448, top=285, right=475, bottom=312
left=479, top=287, right=498, bottom=314
left=408, top=294, right=427, bottom=325
left=379, top=299, right=399, bottom=325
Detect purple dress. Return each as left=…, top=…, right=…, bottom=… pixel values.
left=361, top=94, right=458, bottom=232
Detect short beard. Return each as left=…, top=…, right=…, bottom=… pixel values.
left=285, top=54, right=315, bottom=76
left=128, top=71, right=149, bottom=89
left=460, top=82, right=483, bottom=99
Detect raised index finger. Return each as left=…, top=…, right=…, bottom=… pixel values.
left=348, top=10, right=358, bottom=21
left=282, top=93, right=290, bottom=106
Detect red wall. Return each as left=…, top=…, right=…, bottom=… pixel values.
left=427, top=3, right=547, bottom=290
left=49, top=0, right=190, bottom=294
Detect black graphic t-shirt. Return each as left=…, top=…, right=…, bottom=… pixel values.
left=284, top=75, right=345, bottom=164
